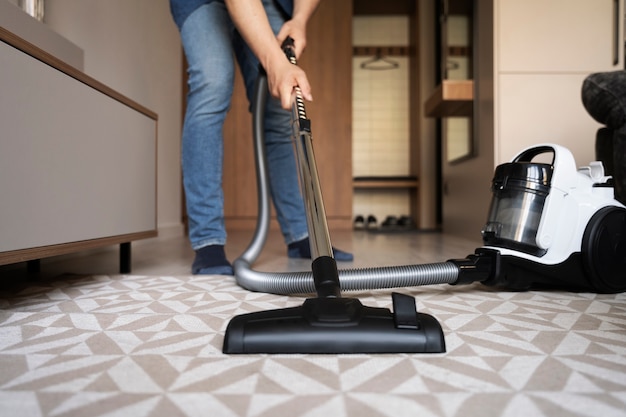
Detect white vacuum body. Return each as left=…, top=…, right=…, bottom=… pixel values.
left=480, top=144, right=626, bottom=292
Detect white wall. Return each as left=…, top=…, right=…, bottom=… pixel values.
left=44, top=0, right=183, bottom=235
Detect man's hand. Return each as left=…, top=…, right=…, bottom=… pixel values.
left=276, top=20, right=307, bottom=58
left=267, top=59, right=313, bottom=110
left=224, top=0, right=318, bottom=109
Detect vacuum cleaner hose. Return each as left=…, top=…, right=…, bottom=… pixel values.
left=235, top=258, right=459, bottom=294
left=232, top=68, right=462, bottom=295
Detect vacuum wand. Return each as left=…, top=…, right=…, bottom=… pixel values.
left=283, top=37, right=340, bottom=298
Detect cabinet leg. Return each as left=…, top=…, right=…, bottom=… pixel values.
left=120, top=242, right=131, bottom=274
left=27, top=259, right=41, bottom=274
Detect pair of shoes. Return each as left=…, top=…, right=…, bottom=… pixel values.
left=354, top=215, right=378, bottom=230
left=398, top=215, right=415, bottom=228
left=380, top=215, right=416, bottom=230
left=287, top=238, right=354, bottom=261
left=192, top=245, right=234, bottom=275
left=382, top=215, right=398, bottom=227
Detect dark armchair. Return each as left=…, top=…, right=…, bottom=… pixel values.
left=582, top=70, right=626, bottom=206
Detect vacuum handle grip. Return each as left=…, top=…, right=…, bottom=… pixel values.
left=281, top=37, right=307, bottom=121
left=512, top=145, right=555, bottom=164
left=510, top=143, right=578, bottom=189
left=281, top=36, right=297, bottom=64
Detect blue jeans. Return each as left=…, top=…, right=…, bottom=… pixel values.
left=178, top=0, right=309, bottom=250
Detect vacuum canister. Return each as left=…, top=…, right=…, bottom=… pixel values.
left=479, top=144, right=626, bottom=293
left=482, top=148, right=554, bottom=256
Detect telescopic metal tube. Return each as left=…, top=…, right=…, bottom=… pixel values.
left=286, top=40, right=333, bottom=261
left=292, top=118, right=333, bottom=260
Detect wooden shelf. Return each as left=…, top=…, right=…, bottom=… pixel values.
left=353, top=177, right=419, bottom=189
left=425, top=79, right=473, bottom=117
left=353, top=46, right=410, bottom=56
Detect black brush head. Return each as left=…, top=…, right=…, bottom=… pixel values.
left=223, top=293, right=445, bottom=354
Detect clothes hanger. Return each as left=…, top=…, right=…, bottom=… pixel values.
left=360, top=48, right=399, bottom=70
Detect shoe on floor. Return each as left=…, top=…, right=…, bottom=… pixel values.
left=192, top=245, right=234, bottom=275
left=287, top=238, right=354, bottom=261
left=398, top=215, right=416, bottom=229
left=381, top=215, right=398, bottom=228
left=366, top=215, right=378, bottom=230
left=353, top=215, right=365, bottom=230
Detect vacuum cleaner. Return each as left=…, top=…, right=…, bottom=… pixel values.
left=223, top=39, right=626, bottom=354
left=223, top=39, right=447, bottom=354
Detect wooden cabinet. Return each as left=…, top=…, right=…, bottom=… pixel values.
left=222, top=0, right=353, bottom=231
left=0, top=26, right=158, bottom=268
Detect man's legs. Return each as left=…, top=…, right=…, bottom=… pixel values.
left=179, top=2, right=235, bottom=274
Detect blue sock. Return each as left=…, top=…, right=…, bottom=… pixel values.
left=192, top=245, right=233, bottom=275
left=287, top=238, right=354, bottom=262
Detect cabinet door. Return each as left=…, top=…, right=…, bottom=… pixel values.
left=0, top=41, right=157, bottom=252
left=497, top=73, right=601, bottom=164
left=497, top=0, right=623, bottom=72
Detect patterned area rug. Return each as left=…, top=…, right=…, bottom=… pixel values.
left=0, top=274, right=625, bottom=417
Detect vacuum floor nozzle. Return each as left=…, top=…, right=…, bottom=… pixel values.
left=223, top=292, right=445, bottom=354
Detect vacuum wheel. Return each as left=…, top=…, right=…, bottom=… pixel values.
left=582, top=206, right=626, bottom=293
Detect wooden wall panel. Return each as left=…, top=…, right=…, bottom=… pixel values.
left=223, top=1, right=353, bottom=230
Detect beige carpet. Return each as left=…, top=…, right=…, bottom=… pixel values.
left=0, top=273, right=625, bottom=417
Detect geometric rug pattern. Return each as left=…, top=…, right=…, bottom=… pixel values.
left=1, top=274, right=625, bottom=417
